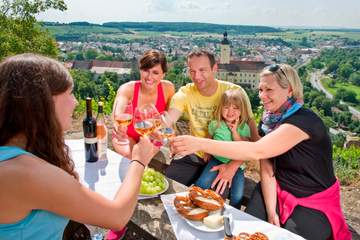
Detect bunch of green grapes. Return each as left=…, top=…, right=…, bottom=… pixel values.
left=140, top=168, right=166, bottom=195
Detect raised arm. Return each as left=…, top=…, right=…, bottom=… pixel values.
left=13, top=138, right=155, bottom=230
left=112, top=82, right=133, bottom=118
left=167, top=107, right=183, bottom=125
left=172, top=123, right=309, bottom=161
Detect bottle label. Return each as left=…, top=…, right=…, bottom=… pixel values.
left=84, top=137, right=98, bottom=144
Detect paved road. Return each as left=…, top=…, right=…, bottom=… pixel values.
left=309, top=71, right=360, bottom=119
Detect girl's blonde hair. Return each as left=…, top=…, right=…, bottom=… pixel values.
left=214, top=89, right=253, bottom=129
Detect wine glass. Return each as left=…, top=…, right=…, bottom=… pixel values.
left=158, top=112, right=184, bottom=160
left=133, top=104, right=157, bottom=137
left=113, top=100, right=133, bottom=145
left=151, top=109, right=162, bottom=131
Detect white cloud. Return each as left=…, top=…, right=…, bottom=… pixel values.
left=147, top=0, right=177, bottom=12
left=180, top=1, right=201, bottom=10
left=37, top=0, right=360, bottom=28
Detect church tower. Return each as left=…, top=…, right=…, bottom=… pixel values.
left=220, top=31, right=230, bottom=64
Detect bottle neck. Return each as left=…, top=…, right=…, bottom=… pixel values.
left=98, top=106, right=103, bottom=115
left=86, top=109, right=92, bottom=118
left=86, top=98, right=93, bottom=118
left=86, top=110, right=92, bottom=118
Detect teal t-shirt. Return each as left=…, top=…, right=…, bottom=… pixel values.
left=208, top=120, right=250, bottom=165
left=0, top=146, right=69, bottom=240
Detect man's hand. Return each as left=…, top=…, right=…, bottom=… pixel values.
left=202, top=153, right=211, bottom=162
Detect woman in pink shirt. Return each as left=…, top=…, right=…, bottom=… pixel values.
left=112, top=50, right=175, bottom=159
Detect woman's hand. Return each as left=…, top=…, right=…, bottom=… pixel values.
left=114, top=123, right=127, bottom=136
left=210, top=163, right=238, bottom=195
left=170, top=135, right=202, bottom=156
left=113, top=123, right=127, bottom=140
left=132, top=137, right=156, bottom=167
left=267, top=212, right=280, bottom=227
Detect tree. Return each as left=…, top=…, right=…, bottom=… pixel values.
left=74, top=52, right=84, bottom=60
left=338, top=63, right=353, bottom=81
left=325, top=61, right=338, bottom=74
left=298, top=66, right=308, bottom=81
left=0, top=0, right=67, bottom=60
left=312, top=95, right=332, bottom=116
left=349, top=72, right=360, bottom=86
left=286, top=57, right=297, bottom=66
left=330, top=133, right=346, bottom=148
left=335, top=88, right=358, bottom=104
left=85, top=49, right=98, bottom=60
left=300, top=37, right=310, bottom=47
left=310, top=59, right=324, bottom=69
left=165, top=60, right=191, bottom=90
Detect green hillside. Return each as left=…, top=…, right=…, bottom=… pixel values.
left=102, top=21, right=280, bottom=34
left=43, top=21, right=281, bottom=41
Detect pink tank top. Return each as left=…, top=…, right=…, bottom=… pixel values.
left=127, top=81, right=167, bottom=142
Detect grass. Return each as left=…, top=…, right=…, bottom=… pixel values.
left=333, top=146, right=360, bottom=186
left=261, top=30, right=360, bottom=41
left=321, top=77, right=360, bottom=111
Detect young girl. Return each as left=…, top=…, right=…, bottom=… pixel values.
left=194, top=89, right=253, bottom=208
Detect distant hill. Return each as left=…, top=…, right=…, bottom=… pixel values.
left=101, top=21, right=280, bottom=34
left=43, top=22, right=282, bottom=40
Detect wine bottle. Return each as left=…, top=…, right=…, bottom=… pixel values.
left=96, top=101, right=108, bottom=160
left=83, top=97, right=98, bottom=162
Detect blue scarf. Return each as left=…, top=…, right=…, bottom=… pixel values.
left=261, top=97, right=303, bottom=135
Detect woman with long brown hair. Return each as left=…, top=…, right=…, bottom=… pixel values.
left=112, top=49, right=175, bottom=159
left=0, top=54, right=155, bottom=239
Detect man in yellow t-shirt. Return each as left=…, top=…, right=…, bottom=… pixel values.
left=165, top=49, right=256, bottom=186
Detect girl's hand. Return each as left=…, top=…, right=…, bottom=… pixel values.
left=226, top=118, right=239, bottom=133
left=210, top=163, right=238, bottom=195
left=132, top=137, right=156, bottom=166
left=170, top=135, right=202, bottom=156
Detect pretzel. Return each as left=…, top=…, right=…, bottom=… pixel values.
left=189, top=186, right=225, bottom=211
left=173, top=195, right=209, bottom=221
left=236, top=232, right=250, bottom=240
left=248, top=232, right=268, bottom=240
left=224, top=232, right=268, bottom=240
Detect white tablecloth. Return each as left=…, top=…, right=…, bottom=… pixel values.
left=65, top=139, right=151, bottom=200
left=161, top=193, right=305, bottom=240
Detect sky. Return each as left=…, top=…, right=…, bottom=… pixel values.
left=38, top=0, right=360, bottom=28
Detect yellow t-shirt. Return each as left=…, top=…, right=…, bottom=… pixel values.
left=170, top=80, right=248, bottom=158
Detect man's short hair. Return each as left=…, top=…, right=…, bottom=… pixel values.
left=187, top=49, right=216, bottom=68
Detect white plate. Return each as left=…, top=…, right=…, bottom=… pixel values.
left=184, top=212, right=225, bottom=232
left=173, top=192, right=229, bottom=232
left=139, top=178, right=169, bottom=197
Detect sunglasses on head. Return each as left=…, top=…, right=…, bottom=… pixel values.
left=268, top=64, right=288, bottom=79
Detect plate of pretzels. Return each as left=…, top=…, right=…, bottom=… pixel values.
left=173, top=186, right=227, bottom=232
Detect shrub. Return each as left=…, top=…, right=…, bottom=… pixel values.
left=333, top=145, right=360, bottom=185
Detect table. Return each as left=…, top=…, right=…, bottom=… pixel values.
left=161, top=193, right=305, bottom=240
left=66, top=139, right=304, bottom=240
left=65, top=139, right=183, bottom=239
